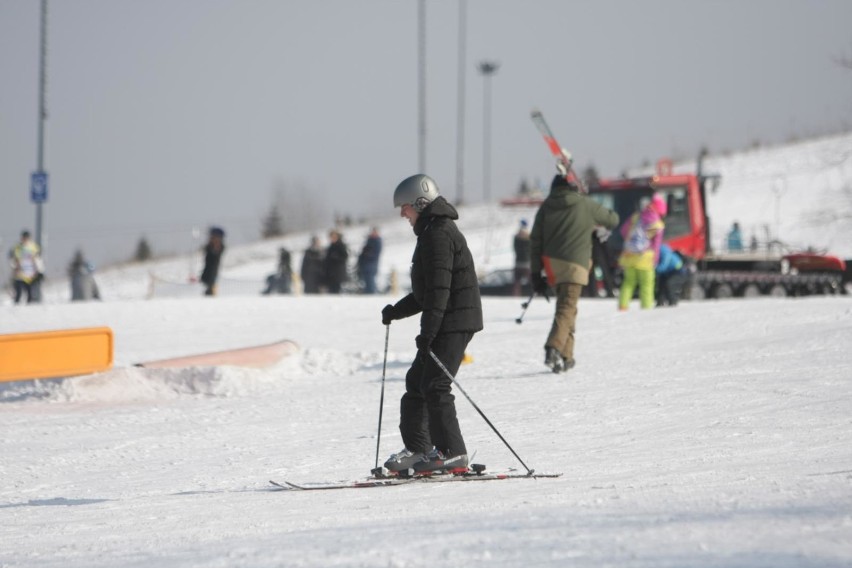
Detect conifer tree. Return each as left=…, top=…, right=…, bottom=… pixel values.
left=134, top=237, right=152, bottom=261
left=262, top=204, right=285, bottom=239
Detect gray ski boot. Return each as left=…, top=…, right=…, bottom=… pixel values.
left=383, top=448, right=427, bottom=473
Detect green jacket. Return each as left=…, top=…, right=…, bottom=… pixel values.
left=530, top=186, right=619, bottom=285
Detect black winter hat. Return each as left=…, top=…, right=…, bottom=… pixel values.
left=550, top=174, right=578, bottom=191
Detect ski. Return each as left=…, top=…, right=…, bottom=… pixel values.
left=530, top=108, right=586, bottom=192
left=269, top=478, right=413, bottom=491
left=270, top=471, right=562, bottom=491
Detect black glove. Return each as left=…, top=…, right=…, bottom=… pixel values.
left=415, top=334, right=433, bottom=355
left=381, top=304, right=396, bottom=325
left=532, top=273, right=549, bottom=295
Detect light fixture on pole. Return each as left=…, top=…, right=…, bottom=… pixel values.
left=478, top=60, right=499, bottom=203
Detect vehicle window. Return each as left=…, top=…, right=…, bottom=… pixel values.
left=591, top=186, right=692, bottom=251
left=602, top=190, right=645, bottom=253
left=661, top=187, right=689, bottom=239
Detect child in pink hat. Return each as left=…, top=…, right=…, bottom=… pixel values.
left=617, top=193, right=666, bottom=310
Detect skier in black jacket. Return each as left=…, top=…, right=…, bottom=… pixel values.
left=380, top=174, right=483, bottom=475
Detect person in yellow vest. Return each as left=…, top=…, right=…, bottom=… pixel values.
left=10, top=230, right=43, bottom=304
left=617, top=194, right=667, bottom=310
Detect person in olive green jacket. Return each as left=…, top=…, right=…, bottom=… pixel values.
left=530, top=174, right=619, bottom=373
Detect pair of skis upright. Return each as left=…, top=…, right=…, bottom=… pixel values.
left=530, top=108, right=586, bottom=193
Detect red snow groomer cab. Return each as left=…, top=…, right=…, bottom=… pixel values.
left=585, top=164, right=848, bottom=299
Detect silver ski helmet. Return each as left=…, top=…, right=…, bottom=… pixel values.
left=393, top=174, right=440, bottom=213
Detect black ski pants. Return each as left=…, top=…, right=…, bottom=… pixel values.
left=399, top=332, right=472, bottom=458
left=13, top=280, right=33, bottom=304
left=657, top=270, right=687, bottom=306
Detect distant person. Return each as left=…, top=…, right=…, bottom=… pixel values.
left=357, top=227, right=382, bottom=294
left=617, top=193, right=666, bottom=311
left=749, top=234, right=759, bottom=252
left=380, top=174, right=482, bottom=475
left=300, top=236, right=324, bottom=294
left=727, top=222, right=743, bottom=251
left=9, top=230, right=43, bottom=304
left=200, top=226, right=225, bottom=296
left=324, top=230, right=349, bottom=294
left=68, top=250, right=101, bottom=301
left=655, top=243, right=687, bottom=307
left=512, top=219, right=531, bottom=297
left=530, top=174, right=619, bottom=373
left=263, top=247, right=292, bottom=295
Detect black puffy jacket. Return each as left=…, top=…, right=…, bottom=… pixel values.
left=393, top=197, right=483, bottom=339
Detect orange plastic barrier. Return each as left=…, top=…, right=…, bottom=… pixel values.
left=0, top=327, right=114, bottom=382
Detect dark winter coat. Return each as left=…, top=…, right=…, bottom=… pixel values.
left=358, top=235, right=382, bottom=276
left=200, top=243, right=225, bottom=286
left=392, top=196, right=483, bottom=340
left=300, top=248, right=324, bottom=293
left=324, top=240, right=349, bottom=289
left=514, top=231, right=531, bottom=268
left=68, top=258, right=100, bottom=301
left=531, top=177, right=619, bottom=286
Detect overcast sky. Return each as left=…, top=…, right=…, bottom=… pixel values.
left=2, top=0, right=851, bottom=275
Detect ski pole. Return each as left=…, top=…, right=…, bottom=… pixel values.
left=515, top=290, right=536, bottom=324
left=428, top=349, right=534, bottom=476
left=374, top=324, right=390, bottom=470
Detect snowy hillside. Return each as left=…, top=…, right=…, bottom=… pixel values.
left=23, top=201, right=541, bottom=305
left=640, top=132, right=852, bottom=258
left=9, top=131, right=851, bottom=306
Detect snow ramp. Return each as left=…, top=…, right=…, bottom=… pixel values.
left=136, top=339, right=299, bottom=369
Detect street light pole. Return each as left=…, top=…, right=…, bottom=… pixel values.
left=417, top=0, right=426, bottom=173
left=455, top=0, right=467, bottom=205
left=35, top=0, right=49, bottom=248
left=478, top=61, right=499, bottom=204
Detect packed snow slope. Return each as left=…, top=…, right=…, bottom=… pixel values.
left=2, top=294, right=851, bottom=567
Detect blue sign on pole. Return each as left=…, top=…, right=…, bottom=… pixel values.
left=31, top=171, right=48, bottom=203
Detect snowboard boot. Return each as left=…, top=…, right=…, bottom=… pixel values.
left=412, top=449, right=469, bottom=475
left=561, top=357, right=576, bottom=372
left=383, top=448, right=427, bottom=473
left=545, top=347, right=564, bottom=373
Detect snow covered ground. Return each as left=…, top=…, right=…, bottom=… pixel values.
left=2, top=294, right=851, bottom=567
left=2, top=133, right=852, bottom=566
